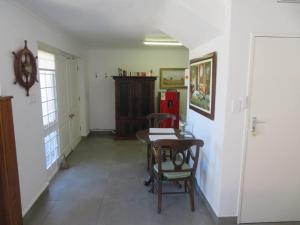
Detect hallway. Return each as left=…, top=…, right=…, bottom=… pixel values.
left=24, top=134, right=215, bottom=225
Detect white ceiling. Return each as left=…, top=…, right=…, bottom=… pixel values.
left=14, top=0, right=227, bottom=48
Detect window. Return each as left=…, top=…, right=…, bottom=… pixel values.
left=38, top=50, right=59, bottom=169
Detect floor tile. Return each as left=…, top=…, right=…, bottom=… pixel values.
left=42, top=199, right=101, bottom=225
left=24, top=134, right=215, bottom=225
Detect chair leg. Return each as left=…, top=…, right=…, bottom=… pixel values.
left=157, top=181, right=162, bottom=213
left=189, top=178, right=195, bottom=212
left=184, top=180, right=187, bottom=193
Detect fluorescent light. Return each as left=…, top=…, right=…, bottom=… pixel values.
left=277, top=0, right=300, bottom=3
left=143, top=41, right=183, bottom=46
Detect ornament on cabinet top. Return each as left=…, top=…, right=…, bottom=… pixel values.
left=12, top=40, right=38, bottom=96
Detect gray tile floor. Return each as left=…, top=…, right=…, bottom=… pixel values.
left=23, top=134, right=297, bottom=225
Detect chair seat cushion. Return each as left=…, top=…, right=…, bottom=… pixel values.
left=154, top=161, right=191, bottom=179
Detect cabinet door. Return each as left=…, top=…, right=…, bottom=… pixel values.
left=0, top=98, right=23, bottom=225
left=116, top=120, right=139, bottom=137
left=136, top=80, right=154, bottom=118
left=116, top=80, right=135, bottom=119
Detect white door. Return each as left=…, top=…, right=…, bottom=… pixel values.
left=56, top=56, right=81, bottom=157
left=56, top=55, right=71, bottom=157
left=240, top=36, right=300, bottom=223
left=67, top=59, right=81, bottom=151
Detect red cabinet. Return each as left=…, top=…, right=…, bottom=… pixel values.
left=159, top=91, right=180, bottom=128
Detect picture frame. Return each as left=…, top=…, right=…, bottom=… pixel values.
left=189, top=52, right=217, bottom=120
left=159, top=68, right=186, bottom=89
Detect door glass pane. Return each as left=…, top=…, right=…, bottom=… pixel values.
left=38, top=50, right=59, bottom=169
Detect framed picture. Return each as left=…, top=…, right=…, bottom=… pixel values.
left=160, top=68, right=186, bottom=89
left=189, top=52, right=217, bottom=120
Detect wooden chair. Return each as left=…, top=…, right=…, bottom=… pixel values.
left=151, top=139, right=204, bottom=213
left=146, top=113, right=176, bottom=128
left=146, top=113, right=177, bottom=169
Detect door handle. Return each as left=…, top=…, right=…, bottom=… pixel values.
left=251, top=117, right=266, bottom=136
left=69, top=113, right=75, bottom=119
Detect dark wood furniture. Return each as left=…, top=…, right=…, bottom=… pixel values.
left=146, top=113, right=176, bottom=128
left=114, top=76, right=156, bottom=138
left=136, top=129, right=195, bottom=186
left=146, top=113, right=177, bottom=169
left=0, top=97, right=23, bottom=225
left=151, top=139, right=204, bottom=213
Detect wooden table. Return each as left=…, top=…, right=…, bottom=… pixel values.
left=136, top=129, right=194, bottom=144
left=136, top=129, right=194, bottom=186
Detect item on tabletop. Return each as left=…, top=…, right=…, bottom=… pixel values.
left=149, top=128, right=175, bottom=134
left=149, top=134, right=177, bottom=141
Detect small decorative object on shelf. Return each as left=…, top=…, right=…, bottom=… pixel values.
left=118, top=68, right=123, bottom=76
left=12, top=40, right=38, bottom=96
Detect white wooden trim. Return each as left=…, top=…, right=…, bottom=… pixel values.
left=237, top=33, right=300, bottom=223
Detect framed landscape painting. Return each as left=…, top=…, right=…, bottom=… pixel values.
left=160, top=68, right=186, bottom=89
left=189, top=52, right=217, bottom=120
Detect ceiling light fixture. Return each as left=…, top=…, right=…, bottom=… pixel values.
left=143, top=41, right=183, bottom=46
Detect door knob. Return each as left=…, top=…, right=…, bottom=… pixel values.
left=69, top=113, right=75, bottom=119
left=251, top=117, right=266, bottom=136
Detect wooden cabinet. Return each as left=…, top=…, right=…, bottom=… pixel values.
left=113, top=76, right=156, bottom=138
left=0, top=97, right=23, bottom=225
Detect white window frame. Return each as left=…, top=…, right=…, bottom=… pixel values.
left=38, top=50, right=60, bottom=169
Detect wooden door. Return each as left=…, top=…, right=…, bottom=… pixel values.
left=240, top=36, right=300, bottom=223
left=0, top=97, right=23, bottom=225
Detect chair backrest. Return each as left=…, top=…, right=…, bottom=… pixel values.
left=146, top=113, right=176, bottom=128
left=152, top=139, right=204, bottom=177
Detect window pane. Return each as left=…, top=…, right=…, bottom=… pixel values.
left=38, top=50, right=55, bottom=70
left=48, top=112, right=56, bottom=124
left=43, top=116, right=49, bottom=127
left=38, top=50, right=59, bottom=169
left=47, top=88, right=54, bottom=101
left=47, top=100, right=55, bottom=113
left=45, top=75, right=53, bottom=87
left=41, top=88, right=47, bottom=102
left=40, top=74, right=46, bottom=88
left=42, top=102, right=48, bottom=116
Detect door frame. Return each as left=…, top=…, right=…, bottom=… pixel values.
left=237, top=33, right=300, bottom=224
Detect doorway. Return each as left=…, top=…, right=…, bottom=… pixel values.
left=56, top=55, right=81, bottom=158
left=239, top=36, right=300, bottom=223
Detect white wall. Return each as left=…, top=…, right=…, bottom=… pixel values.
left=220, top=0, right=300, bottom=217
left=188, top=35, right=230, bottom=215
left=158, top=0, right=226, bottom=49
left=85, top=47, right=189, bottom=130
left=186, top=1, right=231, bottom=216
left=186, top=0, right=300, bottom=218
left=0, top=0, right=83, bottom=215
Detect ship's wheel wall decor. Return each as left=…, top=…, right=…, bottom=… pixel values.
left=12, top=40, right=38, bottom=96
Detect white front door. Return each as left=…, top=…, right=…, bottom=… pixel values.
left=56, top=56, right=81, bottom=157
left=67, top=59, right=81, bottom=151
left=240, top=36, right=300, bottom=223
